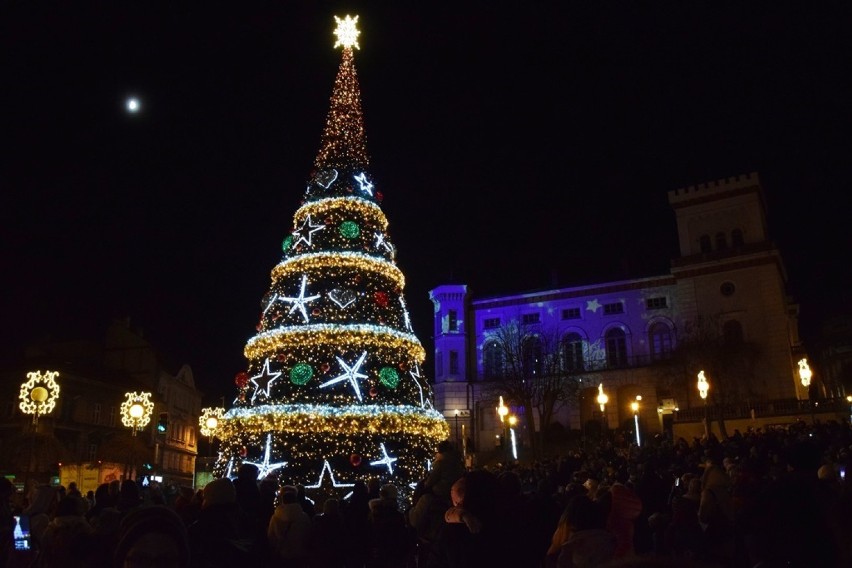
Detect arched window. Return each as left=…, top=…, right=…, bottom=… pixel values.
left=483, top=342, right=503, bottom=380
left=715, top=232, right=728, bottom=250
left=522, top=336, right=543, bottom=378
left=699, top=235, right=712, bottom=253
left=723, top=320, right=744, bottom=345
left=561, top=332, right=585, bottom=371
left=605, top=328, right=628, bottom=368
left=649, top=322, right=673, bottom=361
left=731, top=228, right=744, bottom=247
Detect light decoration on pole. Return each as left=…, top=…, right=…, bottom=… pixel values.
left=19, top=370, right=60, bottom=425
left=798, top=358, right=812, bottom=390
left=121, top=392, right=154, bottom=436
left=631, top=396, right=642, bottom=447
left=697, top=370, right=710, bottom=437
left=597, top=383, right=608, bottom=412
left=798, top=358, right=815, bottom=424
left=496, top=396, right=509, bottom=422
left=200, top=407, right=225, bottom=439
left=508, top=414, right=518, bottom=460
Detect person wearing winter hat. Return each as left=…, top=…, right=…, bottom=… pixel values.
left=113, top=505, right=190, bottom=567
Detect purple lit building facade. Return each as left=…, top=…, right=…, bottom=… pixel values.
left=431, top=173, right=806, bottom=449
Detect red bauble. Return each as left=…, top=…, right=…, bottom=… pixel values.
left=369, top=387, right=378, bottom=398
left=321, top=362, right=330, bottom=373
left=311, top=307, right=321, bottom=316
left=239, top=446, right=247, bottom=457
left=235, top=372, right=250, bottom=388
left=374, top=291, right=389, bottom=307
left=399, top=362, right=409, bottom=371
left=376, top=191, right=384, bottom=202
left=277, top=353, right=287, bottom=362
left=350, top=454, right=362, bottom=467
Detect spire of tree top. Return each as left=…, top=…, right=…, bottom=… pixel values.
left=334, top=15, right=360, bottom=50
left=314, top=15, right=369, bottom=172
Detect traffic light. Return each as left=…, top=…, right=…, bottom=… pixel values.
left=157, top=412, right=168, bottom=434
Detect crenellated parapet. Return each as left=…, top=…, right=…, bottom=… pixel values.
left=668, top=171, right=760, bottom=205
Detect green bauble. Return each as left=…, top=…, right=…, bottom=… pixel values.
left=290, top=363, right=313, bottom=385
left=379, top=367, right=400, bottom=389
left=282, top=235, right=294, bottom=251
left=339, top=220, right=360, bottom=239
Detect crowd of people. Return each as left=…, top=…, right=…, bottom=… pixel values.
left=1, top=419, right=850, bottom=567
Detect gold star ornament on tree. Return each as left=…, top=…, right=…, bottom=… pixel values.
left=333, top=15, right=360, bottom=50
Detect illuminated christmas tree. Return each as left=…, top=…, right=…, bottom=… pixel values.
left=216, top=15, right=448, bottom=502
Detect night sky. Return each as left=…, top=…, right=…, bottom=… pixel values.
left=3, top=3, right=851, bottom=402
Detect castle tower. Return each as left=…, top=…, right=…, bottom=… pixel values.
left=668, top=172, right=802, bottom=400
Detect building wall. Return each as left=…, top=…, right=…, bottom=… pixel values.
left=431, top=172, right=802, bottom=448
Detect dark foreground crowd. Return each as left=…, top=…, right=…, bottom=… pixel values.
left=1, top=419, right=851, bottom=568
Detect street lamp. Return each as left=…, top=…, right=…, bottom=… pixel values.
left=697, top=370, right=710, bottom=438
left=847, top=395, right=852, bottom=424
left=597, top=383, right=608, bottom=436
left=496, top=396, right=509, bottom=460
left=200, top=407, right=225, bottom=471
left=199, top=407, right=225, bottom=445
left=19, top=370, right=60, bottom=426
left=454, top=409, right=460, bottom=447
left=798, top=358, right=815, bottom=424
left=507, top=415, right=518, bottom=460
left=19, top=370, right=60, bottom=487
left=120, top=392, right=153, bottom=481
left=631, top=395, right=642, bottom=447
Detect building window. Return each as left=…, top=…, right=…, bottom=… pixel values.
left=92, top=403, right=101, bottom=425
left=436, top=351, right=443, bottom=377
left=715, top=232, right=728, bottom=250
left=699, top=235, right=712, bottom=253
left=649, top=323, right=673, bottom=360
left=448, top=310, right=458, bottom=332
left=603, top=302, right=624, bottom=315
left=605, top=328, right=628, bottom=367
left=646, top=297, right=667, bottom=310
left=522, top=313, right=540, bottom=325
left=449, top=350, right=459, bottom=375
left=723, top=320, right=744, bottom=345
left=87, top=444, right=98, bottom=462
left=108, top=406, right=116, bottom=427
left=484, top=317, right=500, bottom=329
left=483, top=341, right=503, bottom=380
left=562, top=307, right=581, bottom=320
left=720, top=281, right=736, bottom=297
left=561, top=332, right=585, bottom=371
left=522, top=336, right=543, bottom=377
left=731, top=228, right=744, bottom=247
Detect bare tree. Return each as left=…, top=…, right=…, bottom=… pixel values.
left=480, top=319, right=580, bottom=456
left=654, top=314, right=761, bottom=439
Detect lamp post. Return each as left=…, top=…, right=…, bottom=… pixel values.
left=120, top=392, right=153, bottom=480
left=597, top=383, right=608, bottom=438
left=496, top=396, right=509, bottom=461
left=631, top=395, right=642, bottom=447
left=453, top=409, right=460, bottom=447
left=200, top=407, right=225, bottom=471
left=697, top=370, right=710, bottom=438
left=19, top=370, right=61, bottom=487
left=798, top=358, right=815, bottom=424
left=508, top=414, right=518, bottom=460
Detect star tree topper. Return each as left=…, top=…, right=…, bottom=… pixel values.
left=333, top=15, right=360, bottom=50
